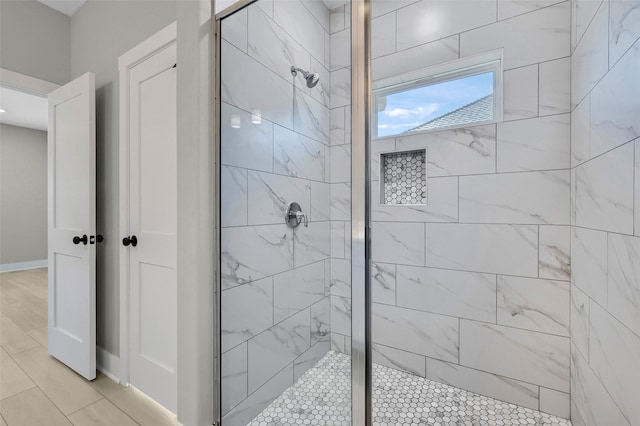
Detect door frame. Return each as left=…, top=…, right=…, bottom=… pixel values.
left=0, top=68, right=60, bottom=96
left=118, top=21, right=178, bottom=387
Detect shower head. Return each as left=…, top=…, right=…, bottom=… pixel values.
left=291, top=66, right=320, bottom=88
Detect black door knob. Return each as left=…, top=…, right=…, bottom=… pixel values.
left=122, top=235, right=138, bottom=247
left=73, top=234, right=88, bottom=245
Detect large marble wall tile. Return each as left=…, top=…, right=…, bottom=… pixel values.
left=497, top=0, right=565, bottom=20
left=221, top=225, right=293, bottom=289
left=373, top=343, right=426, bottom=377
left=609, top=0, right=640, bottom=65
left=396, top=266, right=496, bottom=323
left=503, top=64, right=539, bottom=121
left=571, top=95, right=591, bottom=167
left=293, top=339, right=330, bottom=382
left=310, top=297, right=330, bottom=345
left=570, top=285, right=590, bottom=360
left=370, top=138, right=396, bottom=181
left=373, top=303, right=459, bottom=362
left=575, top=143, right=634, bottom=234
left=330, top=28, right=350, bottom=71
left=636, top=139, right=640, bottom=236
left=539, top=57, right=571, bottom=115
left=300, top=0, right=330, bottom=33
left=221, top=277, right=273, bottom=352
left=426, top=358, right=539, bottom=410
left=248, top=309, right=310, bottom=394
left=294, top=221, right=330, bottom=268
left=330, top=258, right=351, bottom=298
left=497, top=276, right=570, bottom=336
left=607, top=233, right=640, bottom=336
left=497, top=115, right=571, bottom=172
left=273, top=0, right=325, bottom=63
left=310, top=181, right=330, bottom=222
left=396, top=125, right=496, bottom=177
left=273, top=262, right=325, bottom=323
left=274, top=126, right=326, bottom=182
left=571, top=226, right=607, bottom=305
left=221, top=342, right=248, bottom=416
left=330, top=183, right=350, bottom=221
left=371, top=0, right=420, bottom=18
left=331, top=332, right=347, bottom=354
left=371, top=11, right=396, bottom=59
left=571, top=1, right=608, bottom=106
left=222, top=363, right=293, bottom=426
left=330, top=221, right=345, bottom=258
left=371, top=35, right=459, bottom=82
left=571, top=344, right=631, bottom=426
left=589, top=302, right=640, bottom=425
left=539, top=225, right=571, bottom=281
left=330, top=5, right=345, bottom=34
left=371, top=222, right=425, bottom=266
left=371, top=177, right=458, bottom=223
left=459, top=320, right=570, bottom=392
left=344, top=221, right=352, bottom=259
left=221, top=102, right=274, bottom=173
left=330, top=295, right=351, bottom=336
left=330, top=144, right=350, bottom=183
left=590, top=43, right=640, bottom=156
left=221, top=41, right=294, bottom=130
left=459, top=171, right=570, bottom=225
left=396, top=0, right=496, bottom=51
left=427, top=224, right=539, bottom=277
left=539, top=388, right=570, bottom=419
left=461, top=2, right=570, bottom=70
left=330, top=67, right=351, bottom=109
left=574, top=0, right=604, bottom=44
left=247, top=171, right=311, bottom=226
left=330, top=107, right=345, bottom=145
left=221, top=7, right=247, bottom=53
left=221, top=166, right=248, bottom=228
left=294, top=88, right=330, bottom=145
left=247, top=5, right=310, bottom=83
left=372, top=262, right=396, bottom=305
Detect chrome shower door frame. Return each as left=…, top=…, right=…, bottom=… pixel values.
left=213, top=0, right=372, bottom=424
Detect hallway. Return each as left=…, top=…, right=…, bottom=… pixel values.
left=0, top=269, right=175, bottom=426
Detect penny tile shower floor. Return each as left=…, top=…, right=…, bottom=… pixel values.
left=249, top=351, right=572, bottom=426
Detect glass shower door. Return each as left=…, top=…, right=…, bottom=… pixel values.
left=217, top=1, right=354, bottom=424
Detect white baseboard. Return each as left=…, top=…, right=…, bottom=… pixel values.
left=97, top=346, right=121, bottom=384
left=0, top=260, right=48, bottom=272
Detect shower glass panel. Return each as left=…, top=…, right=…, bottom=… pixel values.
left=368, top=1, right=572, bottom=425
left=218, top=1, right=353, bottom=424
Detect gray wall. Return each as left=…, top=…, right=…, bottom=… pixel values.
left=569, top=1, right=640, bottom=425
left=0, top=0, right=70, bottom=85
left=70, top=0, right=177, bottom=356
left=0, top=124, right=48, bottom=265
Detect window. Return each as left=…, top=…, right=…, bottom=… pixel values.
left=373, top=50, right=503, bottom=139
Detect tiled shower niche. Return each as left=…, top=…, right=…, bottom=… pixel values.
left=380, top=149, right=427, bottom=205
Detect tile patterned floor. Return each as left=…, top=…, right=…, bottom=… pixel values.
left=0, top=268, right=175, bottom=426
left=250, top=351, right=572, bottom=426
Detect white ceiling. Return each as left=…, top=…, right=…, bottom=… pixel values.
left=0, top=87, right=48, bottom=131
left=37, top=0, right=87, bottom=16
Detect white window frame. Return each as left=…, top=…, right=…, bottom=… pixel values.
left=372, top=49, right=504, bottom=140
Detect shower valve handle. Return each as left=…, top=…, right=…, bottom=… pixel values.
left=285, top=202, right=308, bottom=228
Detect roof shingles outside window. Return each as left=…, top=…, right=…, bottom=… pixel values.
left=406, top=94, right=494, bottom=134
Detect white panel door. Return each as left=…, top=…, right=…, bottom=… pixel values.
left=48, top=72, right=96, bottom=380
left=126, top=42, right=177, bottom=413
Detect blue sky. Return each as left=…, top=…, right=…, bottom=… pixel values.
left=376, top=71, right=494, bottom=138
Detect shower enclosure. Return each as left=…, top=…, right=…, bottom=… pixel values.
left=217, top=0, right=576, bottom=424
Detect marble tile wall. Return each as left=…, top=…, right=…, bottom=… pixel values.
left=329, top=0, right=572, bottom=419
left=569, top=1, right=640, bottom=425
left=220, top=2, right=332, bottom=425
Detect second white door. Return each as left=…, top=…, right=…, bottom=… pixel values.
left=124, top=38, right=177, bottom=412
